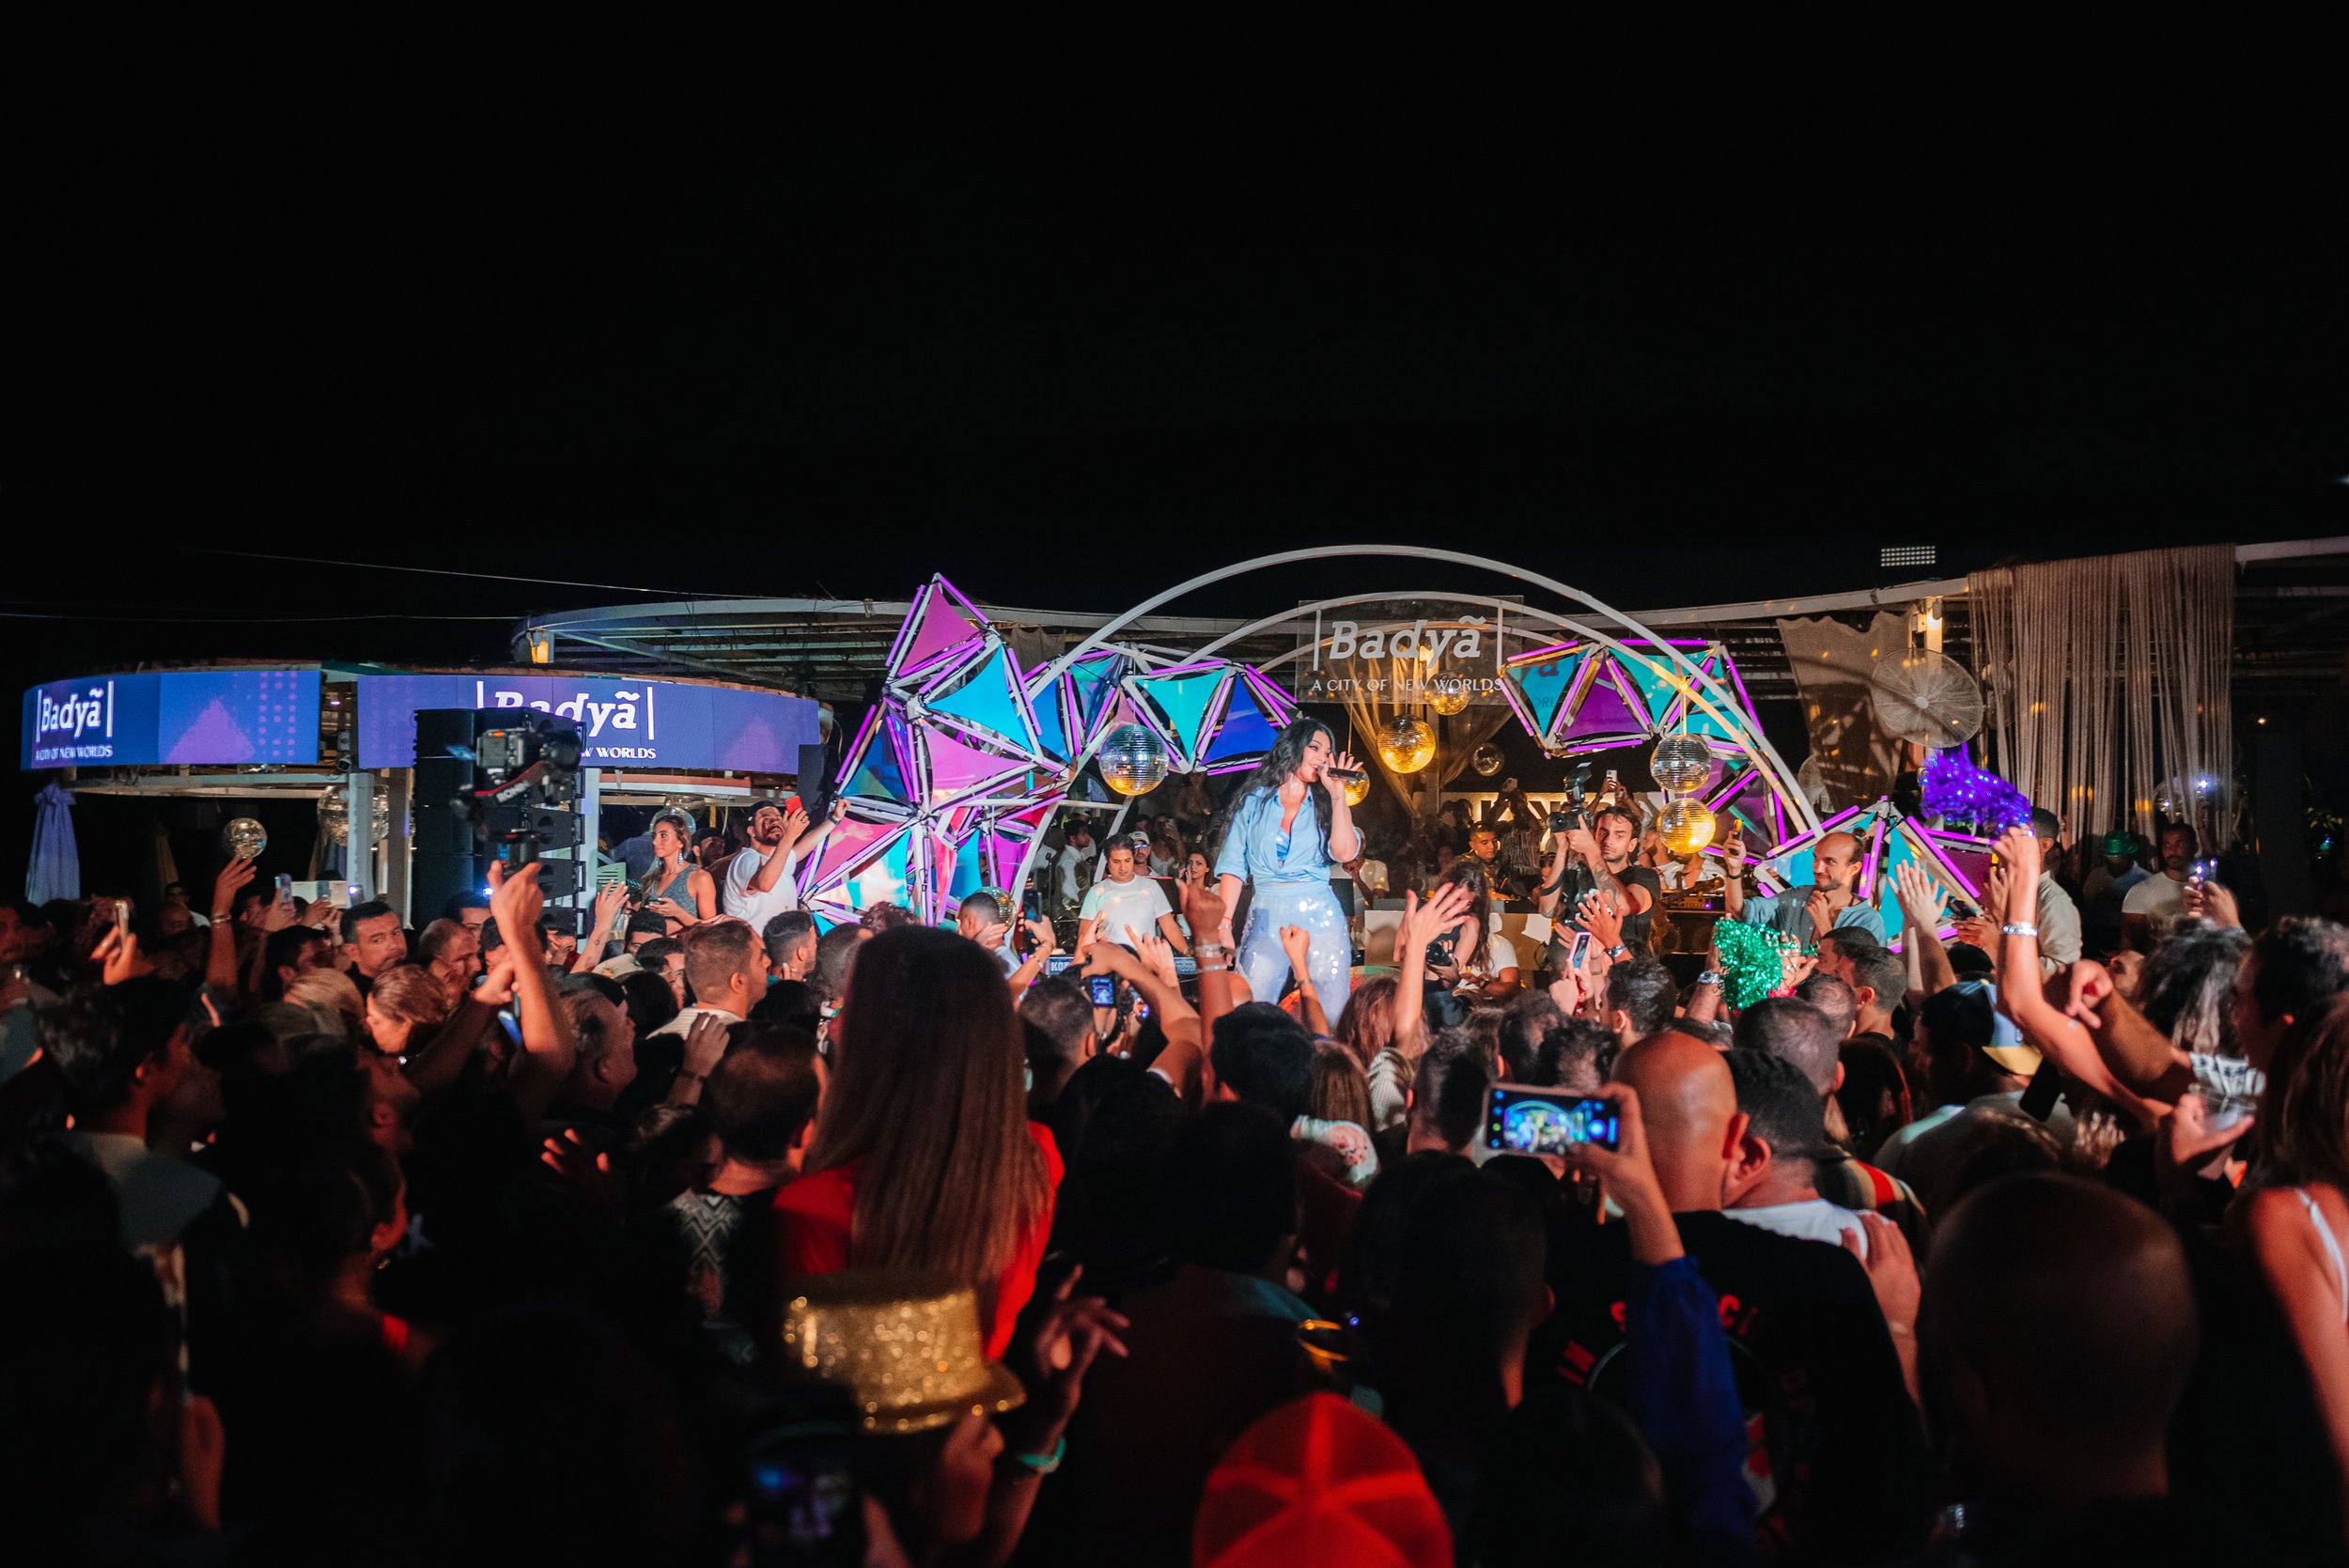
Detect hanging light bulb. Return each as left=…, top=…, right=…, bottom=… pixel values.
left=1470, top=742, right=1505, bottom=777
left=1342, top=771, right=1372, bottom=807
left=1649, top=733, right=1714, bottom=796
left=1657, top=798, right=1717, bottom=857
left=1098, top=724, right=1169, bottom=796
left=1430, top=681, right=1470, bottom=717
left=1377, top=715, right=1437, bottom=775
left=223, top=817, right=267, bottom=860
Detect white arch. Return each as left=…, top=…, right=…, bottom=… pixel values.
left=1009, top=549, right=1817, bottom=908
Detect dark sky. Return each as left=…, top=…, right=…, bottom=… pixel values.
left=16, top=107, right=2347, bottom=676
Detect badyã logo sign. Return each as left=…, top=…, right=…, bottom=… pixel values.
left=354, top=675, right=821, bottom=773
left=1292, top=599, right=1515, bottom=706
left=22, top=671, right=323, bottom=768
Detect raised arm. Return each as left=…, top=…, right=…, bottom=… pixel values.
left=206, top=857, right=255, bottom=997
left=1325, top=749, right=1363, bottom=864
left=1392, top=882, right=1473, bottom=1062
left=1102, top=927, right=1206, bottom=1107
left=745, top=803, right=811, bottom=897
left=1278, top=924, right=1331, bottom=1037
left=489, top=862, right=578, bottom=1125
left=1720, top=833, right=1749, bottom=921
left=1535, top=833, right=1574, bottom=921
left=1891, top=863, right=1958, bottom=999
left=1005, top=917, right=1058, bottom=994
left=1183, top=876, right=1239, bottom=1058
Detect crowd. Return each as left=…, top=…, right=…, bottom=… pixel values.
left=3, top=753, right=2346, bottom=1567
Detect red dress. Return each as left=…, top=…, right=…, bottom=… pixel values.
left=773, top=1122, right=1062, bottom=1358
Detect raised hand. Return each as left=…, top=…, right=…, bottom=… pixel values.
left=1023, top=916, right=1056, bottom=957
left=1983, top=864, right=2011, bottom=925
left=1328, top=750, right=1362, bottom=784
left=1278, top=924, right=1314, bottom=975
left=2181, top=877, right=2240, bottom=928
left=1127, top=925, right=1179, bottom=987
left=976, top=920, right=1011, bottom=955
left=681, top=1012, right=732, bottom=1079
left=1722, top=833, right=1748, bottom=875
left=210, top=855, right=255, bottom=921
left=1805, top=889, right=1836, bottom=939
left=1995, top=823, right=2042, bottom=885
left=474, top=949, right=519, bottom=1007
left=781, top=803, right=810, bottom=845
left=1891, top=862, right=1947, bottom=933
left=488, top=860, right=546, bottom=942
left=1558, top=1084, right=1679, bottom=1265
left=1578, top=888, right=1625, bottom=952
left=92, top=927, right=155, bottom=986
left=591, top=880, right=628, bottom=933
left=1022, top=1265, right=1131, bottom=1437
left=1400, top=881, right=1473, bottom=953
left=2061, top=958, right=2117, bottom=1028
left=1181, top=876, right=1231, bottom=947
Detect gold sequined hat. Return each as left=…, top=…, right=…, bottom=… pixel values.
left=779, top=1270, right=1027, bottom=1434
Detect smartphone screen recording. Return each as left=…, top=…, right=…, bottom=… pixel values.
left=1088, top=975, right=1116, bottom=1007
left=1045, top=953, right=1075, bottom=976
left=1485, top=1085, right=1620, bottom=1156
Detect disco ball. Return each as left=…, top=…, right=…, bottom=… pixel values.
left=1650, top=733, right=1714, bottom=796
left=1430, top=682, right=1470, bottom=717
left=223, top=817, right=267, bottom=860
left=1470, top=742, right=1505, bottom=777
left=1657, top=798, right=1718, bottom=857
left=318, top=784, right=392, bottom=846
left=1342, top=771, right=1372, bottom=807
left=1377, top=715, right=1438, bottom=776
left=1098, top=724, right=1169, bottom=797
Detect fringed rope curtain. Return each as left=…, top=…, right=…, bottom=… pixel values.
left=1969, top=544, right=2233, bottom=843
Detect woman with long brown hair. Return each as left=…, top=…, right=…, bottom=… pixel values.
left=774, top=926, right=1058, bottom=1357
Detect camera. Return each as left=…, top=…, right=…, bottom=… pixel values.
left=1548, top=807, right=1588, bottom=834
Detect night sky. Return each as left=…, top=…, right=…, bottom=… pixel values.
left=12, top=106, right=2345, bottom=878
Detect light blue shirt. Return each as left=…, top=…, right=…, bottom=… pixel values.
left=1215, top=789, right=1334, bottom=889
left=1738, top=885, right=1888, bottom=944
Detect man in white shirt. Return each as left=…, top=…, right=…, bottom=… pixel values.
left=2122, top=821, right=2200, bottom=951
left=723, top=798, right=846, bottom=930
left=1077, top=841, right=1185, bottom=955
left=1723, top=1048, right=1872, bottom=1258
left=651, top=918, right=767, bottom=1047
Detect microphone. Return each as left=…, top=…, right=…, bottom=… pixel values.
left=1322, top=766, right=1368, bottom=783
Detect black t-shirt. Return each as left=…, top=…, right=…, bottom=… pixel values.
left=1531, top=1208, right=1932, bottom=1564
left=1541, top=862, right=1663, bottom=956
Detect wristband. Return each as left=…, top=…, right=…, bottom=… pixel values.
left=1012, top=1436, right=1066, bottom=1475
left=2000, top=922, right=2038, bottom=938
left=1607, top=943, right=1629, bottom=960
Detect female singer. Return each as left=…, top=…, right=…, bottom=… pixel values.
left=1209, top=719, right=1362, bottom=1011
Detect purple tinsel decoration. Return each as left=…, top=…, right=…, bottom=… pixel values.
left=1920, top=747, right=2031, bottom=832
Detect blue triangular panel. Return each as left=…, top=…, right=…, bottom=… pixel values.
left=1069, top=657, right=1121, bottom=731
left=1620, top=650, right=1685, bottom=732
left=1135, top=670, right=1227, bottom=761
left=925, top=643, right=1035, bottom=752
left=1029, top=685, right=1069, bottom=761
left=1202, top=675, right=1279, bottom=764
left=841, top=721, right=909, bottom=800
left=1511, top=658, right=1577, bottom=738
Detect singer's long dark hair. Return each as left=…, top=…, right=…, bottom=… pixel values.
left=1233, top=718, right=1335, bottom=857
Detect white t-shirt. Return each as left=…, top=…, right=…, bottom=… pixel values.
left=1080, top=875, right=1174, bottom=946
left=1055, top=843, right=1099, bottom=906
left=2123, top=870, right=2189, bottom=931
left=722, top=844, right=800, bottom=930
left=1725, top=1197, right=1873, bottom=1259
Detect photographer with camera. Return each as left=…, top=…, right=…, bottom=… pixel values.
left=1535, top=800, right=1659, bottom=968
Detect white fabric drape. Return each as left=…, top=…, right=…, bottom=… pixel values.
left=1969, top=544, right=2233, bottom=843
left=1333, top=658, right=1511, bottom=812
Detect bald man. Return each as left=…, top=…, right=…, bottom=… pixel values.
left=1723, top=829, right=1888, bottom=943
left=1531, top=1031, right=1931, bottom=1562
left=1921, top=1174, right=2202, bottom=1559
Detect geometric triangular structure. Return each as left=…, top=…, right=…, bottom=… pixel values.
left=917, top=726, right=1034, bottom=810
left=1616, top=646, right=1685, bottom=732
left=1511, top=652, right=1579, bottom=740
left=886, top=575, right=990, bottom=685
left=836, top=711, right=915, bottom=805
left=920, top=638, right=1044, bottom=760
left=1128, top=663, right=1232, bottom=768
left=1200, top=671, right=1282, bottom=772
left=1563, top=661, right=1647, bottom=744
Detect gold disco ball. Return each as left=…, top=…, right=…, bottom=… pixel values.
left=1377, top=715, right=1437, bottom=776
left=1470, top=742, right=1505, bottom=777
left=1430, top=682, right=1470, bottom=717
left=1657, top=798, right=1718, bottom=857
left=1341, top=771, right=1372, bottom=807
left=223, top=817, right=268, bottom=860
left=1650, top=733, right=1715, bottom=796
left=1098, top=723, right=1170, bottom=797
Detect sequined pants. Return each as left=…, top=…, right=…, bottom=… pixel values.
left=1235, top=882, right=1352, bottom=1016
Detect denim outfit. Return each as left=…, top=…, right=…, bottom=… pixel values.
left=1214, top=787, right=1351, bottom=1012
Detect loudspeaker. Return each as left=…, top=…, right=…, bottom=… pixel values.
left=797, top=740, right=832, bottom=817
left=412, top=708, right=479, bottom=857
left=410, top=853, right=485, bottom=926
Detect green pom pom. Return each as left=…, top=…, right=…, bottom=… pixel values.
left=1712, top=919, right=1812, bottom=1009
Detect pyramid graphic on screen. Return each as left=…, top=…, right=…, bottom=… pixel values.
left=164, top=701, right=257, bottom=764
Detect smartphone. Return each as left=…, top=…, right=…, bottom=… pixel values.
left=1088, top=975, right=1116, bottom=1007
left=2189, top=858, right=2218, bottom=885
left=273, top=872, right=292, bottom=898
left=115, top=899, right=133, bottom=937
left=1486, top=1084, right=1621, bottom=1156
left=742, top=1385, right=866, bottom=1567
left=1045, top=953, right=1075, bottom=976
left=1569, top=930, right=1593, bottom=969
left=345, top=881, right=363, bottom=906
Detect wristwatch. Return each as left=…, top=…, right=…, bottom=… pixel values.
left=1607, top=943, right=1629, bottom=960
left=1696, top=968, right=1723, bottom=987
